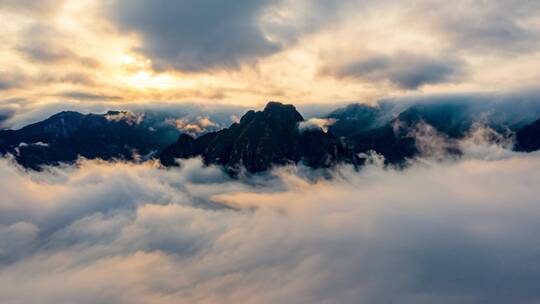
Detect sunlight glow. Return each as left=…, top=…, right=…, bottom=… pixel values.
left=125, top=71, right=175, bottom=90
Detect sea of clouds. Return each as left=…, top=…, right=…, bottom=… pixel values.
left=1, top=135, right=540, bottom=304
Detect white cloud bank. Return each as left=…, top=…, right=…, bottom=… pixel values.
left=1, top=146, right=540, bottom=303
left=298, top=118, right=336, bottom=133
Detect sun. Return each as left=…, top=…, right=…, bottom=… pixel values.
left=125, top=71, right=175, bottom=90
left=116, top=54, right=174, bottom=90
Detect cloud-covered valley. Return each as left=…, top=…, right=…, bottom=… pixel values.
left=1, top=139, right=540, bottom=303
left=2, top=1, right=540, bottom=302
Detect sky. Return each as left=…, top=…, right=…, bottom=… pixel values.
left=3, top=2, right=540, bottom=302
left=1, top=0, right=540, bottom=113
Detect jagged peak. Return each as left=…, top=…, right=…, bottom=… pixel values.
left=236, top=102, right=304, bottom=126
left=240, top=110, right=256, bottom=124
left=263, top=101, right=297, bottom=113
left=262, top=101, right=303, bottom=122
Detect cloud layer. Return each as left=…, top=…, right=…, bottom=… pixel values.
left=108, top=0, right=283, bottom=71
left=1, top=0, right=539, bottom=106
left=1, top=141, right=540, bottom=303
left=322, top=53, right=464, bottom=89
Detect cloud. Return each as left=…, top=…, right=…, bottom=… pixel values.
left=108, top=0, right=283, bottom=71
left=1, top=140, right=540, bottom=303
left=16, top=24, right=101, bottom=67
left=406, top=121, right=460, bottom=161
left=298, top=118, right=335, bottom=133
left=0, top=66, right=97, bottom=94
left=0, top=0, right=65, bottom=16
left=106, top=0, right=354, bottom=72
left=380, top=89, right=540, bottom=128
left=17, top=44, right=99, bottom=67
left=0, top=71, right=30, bottom=91
left=2, top=0, right=540, bottom=105
left=166, top=116, right=220, bottom=136
left=426, top=0, right=540, bottom=54
left=0, top=222, right=39, bottom=265
left=104, top=111, right=144, bottom=125
left=18, top=44, right=76, bottom=63
left=0, top=99, right=247, bottom=131
left=322, top=53, right=465, bottom=89
left=59, top=91, right=123, bottom=101
left=458, top=123, right=516, bottom=160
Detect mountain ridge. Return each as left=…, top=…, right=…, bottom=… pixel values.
left=160, top=101, right=360, bottom=173
left=2, top=101, right=540, bottom=172
left=0, top=110, right=180, bottom=170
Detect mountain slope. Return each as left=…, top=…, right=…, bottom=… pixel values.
left=515, top=118, right=540, bottom=152
left=160, top=102, right=359, bottom=173
left=0, top=111, right=180, bottom=169
left=326, top=103, right=394, bottom=138
left=5, top=101, right=540, bottom=172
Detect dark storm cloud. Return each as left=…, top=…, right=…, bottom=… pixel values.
left=440, top=7, right=540, bottom=54
left=108, top=0, right=283, bottom=71
left=323, top=53, right=464, bottom=89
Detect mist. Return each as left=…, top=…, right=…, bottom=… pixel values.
left=1, top=137, right=540, bottom=303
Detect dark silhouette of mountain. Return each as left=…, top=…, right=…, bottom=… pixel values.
left=395, top=103, right=473, bottom=138
left=326, top=103, right=394, bottom=138
left=4, top=100, right=540, bottom=172
left=328, top=102, right=474, bottom=138
left=0, top=110, right=180, bottom=169
left=349, top=124, right=418, bottom=164
left=326, top=103, right=467, bottom=164
left=515, top=118, right=540, bottom=152
left=160, top=102, right=360, bottom=173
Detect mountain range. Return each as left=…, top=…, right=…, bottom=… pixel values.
left=1, top=101, right=540, bottom=173
left=0, top=111, right=180, bottom=170
left=160, top=102, right=360, bottom=174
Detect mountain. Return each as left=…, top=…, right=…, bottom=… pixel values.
left=4, top=100, right=540, bottom=172
left=515, top=118, right=540, bottom=152
left=328, top=101, right=476, bottom=138
left=324, top=101, right=540, bottom=163
left=326, top=103, right=465, bottom=164
left=349, top=124, right=418, bottom=164
left=326, top=103, right=394, bottom=138
left=394, top=103, right=473, bottom=138
left=160, top=102, right=360, bottom=173
left=0, top=110, right=180, bottom=169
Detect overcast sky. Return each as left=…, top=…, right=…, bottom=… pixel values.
left=1, top=0, right=539, bottom=110
left=3, top=3, right=540, bottom=302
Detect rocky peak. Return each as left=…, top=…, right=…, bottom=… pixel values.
left=160, top=101, right=358, bottom=174
left=236, top=102, right=303, bottom=129
left=261, top=101, right=303, bottom=122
